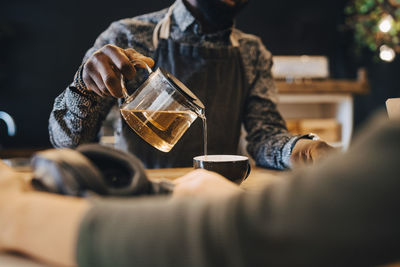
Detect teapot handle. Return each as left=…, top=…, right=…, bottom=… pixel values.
left=121, top=59, right=153, bottom=99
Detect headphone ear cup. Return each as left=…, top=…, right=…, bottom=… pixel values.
left=76, top=144, right=152, bottom=196
left=31, top=148, right=108, bottom=196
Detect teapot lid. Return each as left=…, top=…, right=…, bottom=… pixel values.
left=159, top=68, right=205, bottom=111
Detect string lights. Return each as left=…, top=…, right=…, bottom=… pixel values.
left=345, top=0, right=400, bottom=62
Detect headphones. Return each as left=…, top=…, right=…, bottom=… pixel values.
left=31, top=144, right=174, bottom=197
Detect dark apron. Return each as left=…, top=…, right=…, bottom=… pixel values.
left=116, top=8, right=248, bottom=168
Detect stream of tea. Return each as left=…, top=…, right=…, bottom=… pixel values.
left=200, top=113, right=207, bottom=157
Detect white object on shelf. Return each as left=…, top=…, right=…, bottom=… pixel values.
left=386, top=98, right=400, bottom=119
left=272, top=56, right=329, bottom=79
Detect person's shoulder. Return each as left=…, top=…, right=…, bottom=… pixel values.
left=100, top=8, right=167, bottom=37
left=233, top=29, right=264, bottom=46
left=116, top=8, right=168, bottom=29
left=134, top=8, right=169, bottom=24
left=233, top=28, right=272, bottom=60
left=98, top=8, right=168, bottom=50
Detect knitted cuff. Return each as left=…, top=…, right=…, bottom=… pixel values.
left=74, top=64, right=92, bottom=96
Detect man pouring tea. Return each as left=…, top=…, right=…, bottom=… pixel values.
left=49, top=0, right=334, bottom=169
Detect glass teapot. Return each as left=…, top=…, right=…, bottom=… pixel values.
left=120, top=61, right=205, bottom=153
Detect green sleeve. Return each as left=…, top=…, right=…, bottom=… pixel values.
left=77, top=114, right=400, bottom=267
left=77, top=195, right=242, bottom=267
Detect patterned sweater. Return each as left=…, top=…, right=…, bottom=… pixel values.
left=49, top=0, right=300, bottom=169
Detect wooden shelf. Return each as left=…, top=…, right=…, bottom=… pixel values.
left=276, top=80, right=369, bottom=95
left=277, top=93, right=354, bottom=151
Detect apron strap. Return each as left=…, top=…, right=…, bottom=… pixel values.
left=230, top=30, right=239, bottom=47
left=153, top=2, right=177, bottom=48
left=152, top=2, right=240, bottom=48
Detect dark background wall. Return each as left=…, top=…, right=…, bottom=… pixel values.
left=1, top=0, right=399, bottom=149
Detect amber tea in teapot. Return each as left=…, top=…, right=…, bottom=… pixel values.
left=119, top=61, right=205, bottom=153
left=121, top=109, right=198, bottom=152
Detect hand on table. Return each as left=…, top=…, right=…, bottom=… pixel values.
left=290, top=139, right=337, bottom=167
left=173, top=169, right=243, bottom=198
left=82, top=44, right=155, bottom=98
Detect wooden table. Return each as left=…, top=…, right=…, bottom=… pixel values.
left=147, top=167, right=285, bottom=191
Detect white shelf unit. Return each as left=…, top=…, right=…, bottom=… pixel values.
left=277, top=93, right=354, bottom=151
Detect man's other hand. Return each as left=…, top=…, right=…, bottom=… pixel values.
left=290, top=139, right=337, bottom=167
left=82, top=45, right=155, bottom=98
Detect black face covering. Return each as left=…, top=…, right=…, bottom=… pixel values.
left=195, top=0, right=249, bottom=29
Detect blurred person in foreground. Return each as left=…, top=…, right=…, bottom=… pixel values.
left=1, top=111, right=400, bottom=266
left=49, top=0, right=333, bottom=169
